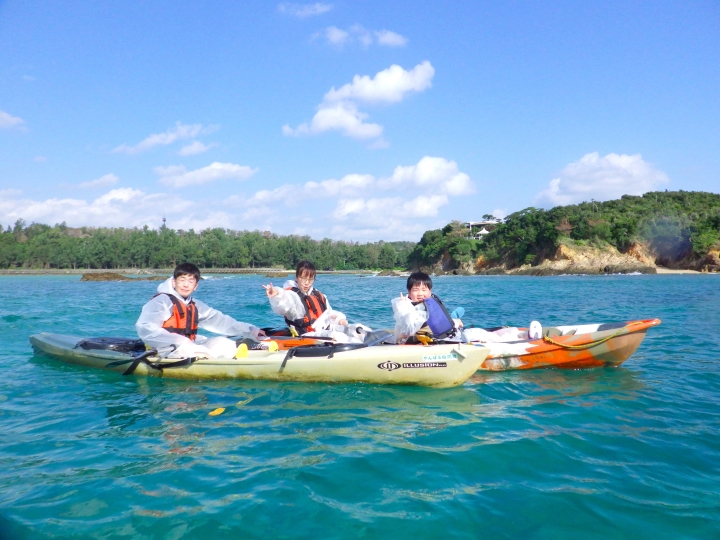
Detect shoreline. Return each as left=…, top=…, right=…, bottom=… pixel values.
left=0, top=267, right=712, bottom=276
left=0, top=268, right=377, bottom=276
left=655, top=267, right=702, bottom=274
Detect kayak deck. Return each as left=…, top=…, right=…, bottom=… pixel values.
left=29, top=333, right=488, bottom=388
left=479, top=319, right=661, bottom=371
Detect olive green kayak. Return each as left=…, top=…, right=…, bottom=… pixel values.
left=29, top=333, right=488, bottom=388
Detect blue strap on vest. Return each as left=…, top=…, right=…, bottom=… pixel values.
left=424, top=295, right=456, bottom=339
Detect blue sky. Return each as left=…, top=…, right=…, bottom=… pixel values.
left=1, top=0, right=718, bottom=241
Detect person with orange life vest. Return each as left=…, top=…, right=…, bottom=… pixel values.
left=263, top=260, right=370, bottom=343
left=136, top=262, right=266, bottom=358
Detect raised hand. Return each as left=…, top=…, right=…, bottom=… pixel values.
left=262, top=283, right=279, bottom=298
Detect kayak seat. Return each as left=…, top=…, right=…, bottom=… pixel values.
left=542, top=328, right=577, bottom=338
left=76, top=337, right=147, bottom=354
left=262, top=327, right=293, bottom=337
left=542, top=327, right=562, bottom=338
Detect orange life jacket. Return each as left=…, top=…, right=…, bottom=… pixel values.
left=155, top=293, right=198, bottom=341
left=284, top=286, right=328, bottom=334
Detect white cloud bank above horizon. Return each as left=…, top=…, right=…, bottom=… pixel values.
left=534, top=152, right=670, bottom=208
left=240, top=156, right=473, bottom=240
left=0, top=156, right=473, bottom=242
left=320, top=25, right=408, bottom=47
left=113, top=122, right=218, bottom=154
left=283, top=61, right=434, bottom=144
left=0, top=188, right=210, bottom=230
left=0, top=110, right=25, bottom=130
left=277, top=2, right=332, bottom=17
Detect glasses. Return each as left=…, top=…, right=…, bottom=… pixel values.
left=296, top=276, right=315, bottom=283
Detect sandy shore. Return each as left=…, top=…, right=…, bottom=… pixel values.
left=655, top=267, right=702, bottom=274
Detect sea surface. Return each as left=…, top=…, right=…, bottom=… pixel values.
left=0, top=273, right=719, bottom=539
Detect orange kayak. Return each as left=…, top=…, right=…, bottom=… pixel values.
left=478, top=319, right=661, bottom=371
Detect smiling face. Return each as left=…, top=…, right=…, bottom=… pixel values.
left=295, top=271, right=315, bottom=294
left=172, top=274, right=199, bottom=299
left=408, top=283, right=431, bottom=302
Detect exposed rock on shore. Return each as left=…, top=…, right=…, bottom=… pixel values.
left=476, top=242, right=656, bottom=276
left=80, top=272, right=167, bottom=282
left=376, top=270, right=407, bottom=277
left=265, top=271, right=291, bottom=278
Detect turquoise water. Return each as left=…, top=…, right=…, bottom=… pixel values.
left=1, top=274, right=719, bottom=539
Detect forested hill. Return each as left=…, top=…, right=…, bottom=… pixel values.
left=4, top=191, right=719, bottom=272
left=0, top=222, right=414, bottom=271
left=408, top=191, right=720, bottom=270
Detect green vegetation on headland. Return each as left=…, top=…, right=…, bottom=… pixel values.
left=2, top=191, right=718, bottom=274
left=409, top=191, right=720, bottom=274
left=0, top=221, right=413, bottom=271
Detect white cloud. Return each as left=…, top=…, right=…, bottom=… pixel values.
left=277, top=2, right=332, bottom=17
left=284, top=102, right=383, bottom=139
left=178, top=141, right=216, bottom=156
left=155, top=162, right=258, bottom=187
left=325, top=26, right=349, bottom=45
left=367, top=138, right=390, bottom=150
left=534, top=152, right=670, bottom=207
left=324, top=61, right=433, bottom=104
left=0, top=110, right=25, bottom=129
left=0, top=188, right=190, bottom=228
left=304, top=173, right=375, bottom=198
left=78, top=173, right=120, bottom=189
left=375, top=30, right=408, bottom=47
left=245, top=173, right=376, bottom=208
left=1, top=157, right=471, bottom=242
left=350, top=24, right=373, bottom=47
left=333, top=195, right=449, bottom=221
left=246, top=186, right=294, bottom=205
left=283, top=62, right=434, bottom=141
left=0, top=187, right=241, bottom=231
left=320, top=25, right=408, bottom=48
left=387, top=156, right=474, bottom=195
left=113, top=122, right=217, bottom=154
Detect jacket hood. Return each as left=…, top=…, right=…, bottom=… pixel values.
left=156, top=277, right=191, bottom=302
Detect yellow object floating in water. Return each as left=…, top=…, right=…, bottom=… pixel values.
left=209, top=408, right=225, bottom=416
left=234, top=343, right=248, bottom=358
left=268, top=341, right=279, bottom=352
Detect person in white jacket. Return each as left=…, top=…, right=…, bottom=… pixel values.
left=263, top=261, right=368, bottom=343
left=136, top=263, right=265, bottom=358
left=391, top=271, right=460, bottom=343
left=392, top=271, right=539, bottom=344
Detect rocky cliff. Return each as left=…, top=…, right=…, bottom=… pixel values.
left=464, top=241, right=655, bottom=276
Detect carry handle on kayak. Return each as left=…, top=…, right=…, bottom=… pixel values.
left=106, top=349, right=200, bottom=375
left=278, top=342, right=369, bottom=373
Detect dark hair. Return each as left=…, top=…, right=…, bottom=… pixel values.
left=407, top=271, right=432, bottom=291
left=295, top=260, right=317, bottom=279
left=174, top=262, right=201, bottom=281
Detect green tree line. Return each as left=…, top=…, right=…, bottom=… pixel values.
left=408, top=191, right=720, bottom=269
left=0, top=221, right=414, bottom=271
